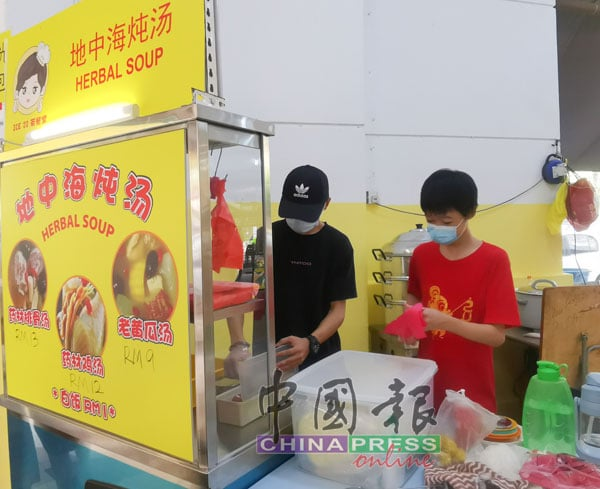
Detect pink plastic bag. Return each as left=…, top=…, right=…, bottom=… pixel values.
left=520, top=453, right=600, bottom=489
left=383, top=303, right=427, bottom=339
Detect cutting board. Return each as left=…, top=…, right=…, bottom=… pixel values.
left=541, top=285, right=600, bottom=388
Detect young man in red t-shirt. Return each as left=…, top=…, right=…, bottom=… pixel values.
left=407, top=169, right=521, bottom=413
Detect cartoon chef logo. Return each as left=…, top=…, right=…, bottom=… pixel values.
left=13, top=42, right=50, bottom=115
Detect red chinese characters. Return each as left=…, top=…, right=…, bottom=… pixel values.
left=61, top=350, right=106, bottom=378
left=117, top=316, right=174, bottom=346
left=56, top=388, right=116, bottom=420
left=69, top=2, right=173, bottom=67
left=14, top=162, right=155, bottom=223
left=61, top=389, right=81, bottom=412
left=8, top=307, right=50, bottom=329
left=38, top=173, right=58, bottom=209
left=63, top=163, right=87, bottom=201
left=123, top=172, right=154, bottom=222
left=16, top=189, right=35, bottom=224
left=107, top=23, right=126, bottom=56
left=70, top=39, right=86, bottom=68
left=92, top=164, right=120, bottom=205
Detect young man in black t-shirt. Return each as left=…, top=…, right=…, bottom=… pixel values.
left=225, top=165, right=357, bottom=373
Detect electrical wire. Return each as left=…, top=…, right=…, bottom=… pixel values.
left=477, top=178, right=544, bottom=213
left=370, top=178, right=545, bottom=216
left=371, top=203, right=424, bottom=216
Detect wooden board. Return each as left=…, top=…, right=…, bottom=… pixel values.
left=541, top=285, right=600, bottom=388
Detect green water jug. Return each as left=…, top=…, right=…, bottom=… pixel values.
left=522, top=360, right=576, bottom=454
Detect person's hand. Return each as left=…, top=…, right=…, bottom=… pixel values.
left=275, top=336, right=310, bottom=371
left=421, top=307, right=452, bottom=332
left=224, top=341, right=250, bottom=379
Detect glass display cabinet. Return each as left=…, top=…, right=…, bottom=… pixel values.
left=0, top=104, right=281, bottom=488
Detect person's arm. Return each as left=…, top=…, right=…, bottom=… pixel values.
left=223, top=315, right=250, bottom=378
left=407, top=292, right=505, bottom=347
left=276, top=300, right=347, bottom=371
left=422, top=307, right=505, bottom=347
left=226, top=314, right=246, bottom=344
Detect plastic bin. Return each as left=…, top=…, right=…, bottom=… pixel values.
left=288, top=350, right=438, bottom=489
left=564, top=267, right=591, bottom=284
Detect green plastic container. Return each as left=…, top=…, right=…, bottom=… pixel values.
left=522, top=360, right=576, bottom=454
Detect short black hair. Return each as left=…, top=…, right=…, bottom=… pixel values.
left=420, top=169, right=478, bottom=217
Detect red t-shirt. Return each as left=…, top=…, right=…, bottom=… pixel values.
left=407, top=241, right=521, bottom=413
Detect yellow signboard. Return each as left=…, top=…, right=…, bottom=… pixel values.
left=4, top=0, right=205, bottom=147
left=1, top=129, right=194, bottom=461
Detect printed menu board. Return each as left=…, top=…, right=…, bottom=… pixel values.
left=1, top=129, right=194, bottom=461
left=3, top=0, right=206, bottom=147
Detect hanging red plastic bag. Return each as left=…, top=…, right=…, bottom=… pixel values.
left=566, top=178, right=598, bottom=232
left=210, top=176, right=244, bottom=272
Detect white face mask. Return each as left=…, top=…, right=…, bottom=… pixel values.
left=286, top=218, right=319, bottom=234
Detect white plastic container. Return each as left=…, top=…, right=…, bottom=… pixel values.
left=288, top=351, right=438, bottom=489
left=216, top=386, right=262, bottom=427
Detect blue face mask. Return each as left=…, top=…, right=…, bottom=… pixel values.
left=427, top=221, right=463, bottom=245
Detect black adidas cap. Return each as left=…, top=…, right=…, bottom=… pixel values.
left=278, top=165, right=329, bottom=222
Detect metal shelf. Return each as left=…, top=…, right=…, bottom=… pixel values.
left=214, top=299, right=265, bottom=322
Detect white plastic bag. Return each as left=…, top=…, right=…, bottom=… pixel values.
left=428, top=389, right=500, bottom=466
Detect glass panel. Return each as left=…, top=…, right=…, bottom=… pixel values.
left=207, top=141, right=271, bottom=462
left=7, top=414, right=182, bottom=489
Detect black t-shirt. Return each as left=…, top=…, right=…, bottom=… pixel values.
left=272, top=220, right=357, bottom=368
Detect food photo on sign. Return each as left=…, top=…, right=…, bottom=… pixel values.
left=8, top=239, right=47, bottom=311
left=112, top=231, right=178, bottom=321
left=56, top=276, right=106, bottom=357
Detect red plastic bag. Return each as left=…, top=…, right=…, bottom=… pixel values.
left=566, top=178, right=598, bottom=232
left=210, top=177, right=244, bottom=272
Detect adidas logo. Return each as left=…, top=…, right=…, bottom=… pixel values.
left=293, top=183, right=310, bottom=199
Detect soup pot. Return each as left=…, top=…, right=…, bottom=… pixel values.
left=371, top=223, right=431, bottom=277
left=372, top=271, right=408, bottom=302
left=515, top=278, right=557, bottom=330
left=372, top=224, right=431, bottom=324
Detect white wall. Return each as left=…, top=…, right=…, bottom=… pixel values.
left=3, top=0, right=561, bottom=206
left=2, top=0, right=76, bottom=34
left=216, top=0, right=560, bottom=206
left=0, top=1, right=6, bottom=32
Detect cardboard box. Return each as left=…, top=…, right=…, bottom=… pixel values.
left=288, top=350, right=438, bottom=488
